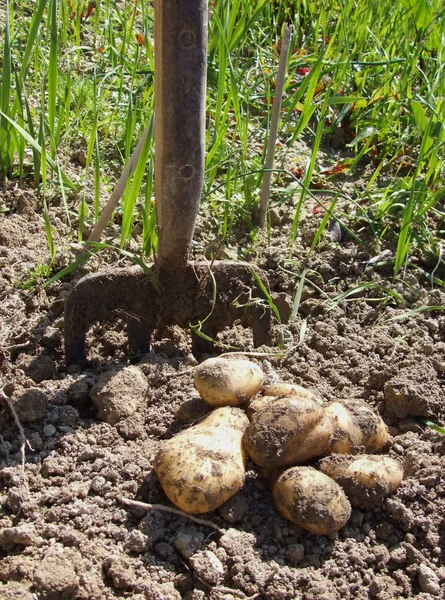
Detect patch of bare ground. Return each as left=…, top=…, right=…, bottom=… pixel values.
left=1, top=178, right=444, bottom=599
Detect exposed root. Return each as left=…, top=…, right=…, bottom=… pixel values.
left=0, top=386, right=33, bottom=499
left=121, top=497, right=225, bottom=534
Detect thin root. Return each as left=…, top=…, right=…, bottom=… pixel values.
left=121, top=497, right=224, bottom=534
left=0, top=386, right=33, bottom=499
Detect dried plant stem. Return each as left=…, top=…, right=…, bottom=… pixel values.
left=259, top=24, right=292, bottom=228
left=0, top=387, right=33, bottom=498
left=87, top=122, right=152, bottom=243
left=121, top=497, right=224, bottom=534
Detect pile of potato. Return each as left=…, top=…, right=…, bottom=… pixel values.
left=154, top=358, right=403, bottom=535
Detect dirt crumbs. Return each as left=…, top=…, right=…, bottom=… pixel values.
left=1, top=203, right=445, bottom=599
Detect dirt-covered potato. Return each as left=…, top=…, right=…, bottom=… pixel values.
left=194, top=358, right=264, bottom=407
left=325, top=399, right=388, bottom=454
left=263, top=383, right=323, bottom=405
left=245, top=395, right=275, bottom=420
left=273, top=466, right=351, bottom=534
left=246, top=383, right=323, bottom=420
left=318, top=454, right=403, bottom=509
left=154, top=407, right=249, bottom=514
left=244, top=396, right=333, bottom=468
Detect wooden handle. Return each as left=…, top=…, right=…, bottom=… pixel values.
left=154, top=0, right=208, bottom=270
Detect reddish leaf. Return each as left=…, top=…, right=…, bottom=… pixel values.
left=311, top=201, right=330, bottom=215
left=291, top=166, right=304, bottom=179
left=320, top=162, right=350, bottom=176
left=83, top=1, right=96, bottom=21
left=135, top=33, right=146, bottom=46
left=314, top=79, right=330, bottom=96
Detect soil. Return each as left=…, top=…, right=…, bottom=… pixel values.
left=1, top=161, right=445, bottom=600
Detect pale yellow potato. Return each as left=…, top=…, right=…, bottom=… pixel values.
left=273, top=466, right=351, bottom=534
left=245, top=395, right=275, bottom=420
left=194, top=358, right=264, bottom=407
left=319, top=454, right=403, bottom=509
left=246, top=383, right=322, bottom=420
left=263, top=383, right=323, bottom=405
left=244, top=395, right=332, bottom=468
left=154, top=407, right=249, bottom=514
left=325, top=399, right=388, bottom=454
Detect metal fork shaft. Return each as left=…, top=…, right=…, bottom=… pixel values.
left=154, top=0, right=208, bottom=270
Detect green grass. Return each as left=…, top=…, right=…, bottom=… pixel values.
left=0, top=0, right=444, bottom=280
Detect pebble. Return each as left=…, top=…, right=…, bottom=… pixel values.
left=43, top=424, right=57, bottom=437
left=418, top=564, right=441, bottom=596
left=175, top=530, right=205, bottom=559
left=286, top=543, right=305, bottom=565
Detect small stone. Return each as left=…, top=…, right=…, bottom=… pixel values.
left=184, top=353, right=198, bottom=367
left=189, top=550, right=224, bottom=586
left=270, top=292, right=293, bottom=322
left=43, top=424, right=57, bottom=437
left=175, top=529, right=205, bottom=559
left=285, top=543, right=305, bottom=565
left=418, top=563, right=441, bottom=596
left=91, top=366, right=148, bottom=425
left=11, top=388, right=48, bottom=422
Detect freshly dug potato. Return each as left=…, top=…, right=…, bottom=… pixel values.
left=244, top=395, right=332, bottom=468
left=263, top=383, right=323, bottom=405
left=154, top=407, right=249, bottom=514
left=246, top=383, right=323, bottom=420
left=245, top=395, right=275, bottom=420
left=194, top=358, right=264, bottom=407
left=273, top=466, right=351, bottom=534
left=319, top=454, right=403, bottom=509
left=325, top=399, right=388, bottom=454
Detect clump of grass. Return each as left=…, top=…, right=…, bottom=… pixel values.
left=15, top=263, right=54, bottom=291
left=1, top=0, right=444, bottom=286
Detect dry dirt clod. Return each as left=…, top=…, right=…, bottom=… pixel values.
left=384, top=363, right=443, bottom=419
left=17, top=353, right=56, bottom=383
left=33, top=553, right=79, bottom=600
left=189, top=549, right=225, bottom=586
left=9, top=388, right=48, bottom=422
left=90, top=365, right=148, bottom=424
left=417, top=563, right=441, bottom=596
left=0, top=525, right=41, bottom=547
left=0, top=582, right=35, bottom=599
